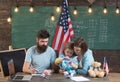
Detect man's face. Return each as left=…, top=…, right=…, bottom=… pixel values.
left=36, top=38, right=49, bottom=53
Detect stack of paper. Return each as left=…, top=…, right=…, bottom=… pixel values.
left=71, top=76, right=90, bottom=81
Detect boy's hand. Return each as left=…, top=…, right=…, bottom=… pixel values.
left=69, top=62, right=78, bottom=69
left=69, top=62, right=73, bottom=66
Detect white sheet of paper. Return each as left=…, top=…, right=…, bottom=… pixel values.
left=31, top=73, right=41, bottom=76
left=71, top=76, right=90, bottom=81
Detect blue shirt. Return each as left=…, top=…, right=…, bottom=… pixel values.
left=76, top=49, right=94, bottom=75
left=58, top=54, right=78, bottom=74
left=25, top=45, right=56, bottom=73
left=59, top=54, right=78, bottom=66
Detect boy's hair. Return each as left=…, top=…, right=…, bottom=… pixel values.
left=37, top=29, right=50, bottom=39
left=63, top=42, right=74, bottom=52
left=74, top=37, right=88, bottom=54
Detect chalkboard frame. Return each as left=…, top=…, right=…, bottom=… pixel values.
left=0, top=48, right=26, bottom=76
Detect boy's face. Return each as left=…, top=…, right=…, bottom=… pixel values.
left=64, top=48, right=73, bottom=57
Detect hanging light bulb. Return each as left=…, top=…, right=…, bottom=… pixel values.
left=29, top=0, right=34, bottom=13
left=14, top=6, right=19, bottom=13
left=51, top=13, right=55, bottom=21
left=103, top=7, right=108, bottom=14
left=14, top=0, right=19, bottom=13
left=73, top=7, right=78, bottom=15
left=7, top=16, right=12, bottom=24
left=29, top=6, right=34, bottom=12
left=115, top=7, right=120, bottom=14
left=115, top=0, right=120, bottom=14
left=56, top=6, right=61, bottom=13
left=88, top=5, right=93, bottom=14
left=103, top=0, right=108, bottom=14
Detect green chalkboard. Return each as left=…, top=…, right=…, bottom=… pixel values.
left=11, top=6, right=120, bottom=50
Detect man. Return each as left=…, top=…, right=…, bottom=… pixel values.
left=23, top=29, right=56, bottom=75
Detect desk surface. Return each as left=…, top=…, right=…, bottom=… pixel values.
left=7, top=73, right=109, bottom=82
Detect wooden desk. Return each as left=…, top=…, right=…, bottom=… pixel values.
left=7, top=74, right=109, bottom=82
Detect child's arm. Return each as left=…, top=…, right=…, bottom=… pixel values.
left=69, top=62, right=78, bottom=69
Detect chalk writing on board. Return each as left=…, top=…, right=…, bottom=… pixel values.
left=44, top=18, right=57, bottom=45
left=73, top=21, right=89, bottom=38
left=99, top=18, right=108, bottom=43
left=87, top=19, right=97, bottom=48
left=45, top=18, right=57, bottom=28
left=73, top=17, right=108, bottom=49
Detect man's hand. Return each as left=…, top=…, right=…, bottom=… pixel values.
left=42, top=69, right=52, bottom=75
left=31, top=68, right=38, bottom=74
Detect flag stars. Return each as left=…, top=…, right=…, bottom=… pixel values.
left=58, top=0, right=71, bottom=32
left=52, top=0, right=74, bottom=55
left=64, top=29, right=66, bottom=33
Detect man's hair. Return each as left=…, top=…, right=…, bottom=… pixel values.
left=37, top=29, right=50, bottom=39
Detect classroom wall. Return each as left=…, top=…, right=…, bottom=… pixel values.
left=0, top=0, right=120, bottom=73
left=0, top=1, right=11, bottom=50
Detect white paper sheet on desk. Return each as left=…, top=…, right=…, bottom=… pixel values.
left=71, top=76, right=90, bottom=81
left=31, top=74, right=41, bottom=76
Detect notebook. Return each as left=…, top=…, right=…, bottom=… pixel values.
left=8, top=59, right=32, bottom=81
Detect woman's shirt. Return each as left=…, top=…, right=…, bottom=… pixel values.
left=76, top=49, right=94, bottom=75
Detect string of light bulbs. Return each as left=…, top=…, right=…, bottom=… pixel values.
left=7, top=5, right=120, bottom=23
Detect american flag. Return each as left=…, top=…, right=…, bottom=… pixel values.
left=103, top=57, right=109, bottom=75
left=52, top=0, right=74, bottom=55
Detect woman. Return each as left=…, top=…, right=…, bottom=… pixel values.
left=74, top=37, right=94, bottom=75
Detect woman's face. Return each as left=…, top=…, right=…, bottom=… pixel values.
left=74, top=46, right=81, bottom=55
